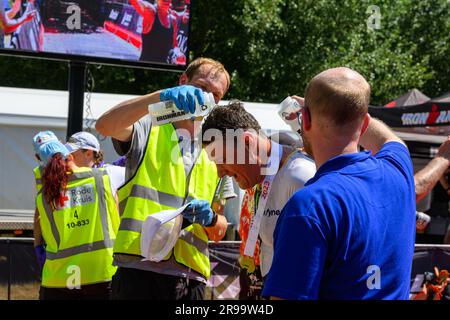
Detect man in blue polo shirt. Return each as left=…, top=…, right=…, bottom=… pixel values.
left=262, top=67, right=416, bottom=300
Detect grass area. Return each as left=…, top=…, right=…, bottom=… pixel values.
left=0, top=282, right=40, bottom=300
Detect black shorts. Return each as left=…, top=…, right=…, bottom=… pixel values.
left=39, top=281, right=111, bottom=300
left=110, top=267, right=205, bottom=300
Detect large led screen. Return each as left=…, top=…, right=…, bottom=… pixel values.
left=0, top=0, right=191, bottom=68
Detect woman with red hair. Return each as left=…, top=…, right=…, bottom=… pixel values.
left=35, top=140, right=119, bottom=300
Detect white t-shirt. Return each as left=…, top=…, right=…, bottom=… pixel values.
left=258, top=150, right=316, bottom=277
left=104, top=164, right=126, bottom=196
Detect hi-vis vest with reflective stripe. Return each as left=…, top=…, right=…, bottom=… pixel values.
left=34, top=166, right=43, bottom=192
left=114, top=124, right=220, bottom=279
left=36, top=168, right=119, bottom=288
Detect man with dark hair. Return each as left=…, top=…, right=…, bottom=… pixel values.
left=202, top=101, right=316, bottom=290
left=96, top=57, right=235, bottom=300
left=262, top=67, right=416, bottom=300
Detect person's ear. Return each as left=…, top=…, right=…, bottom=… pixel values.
left=179, top=73, right=188, bottom=85
left=361, top=113, right=371, bottom=135
left=242, top=131, right=257, bottom=150
left=301, top=107, right=312, bottom=132
left=242, top=130, right=260, bottom=164
left=85, top=149, right=94, bottom=160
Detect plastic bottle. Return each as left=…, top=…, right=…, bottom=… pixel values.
left=148, top=92, right=216, bottom=126
left=277, top=96, right=302, bottom=132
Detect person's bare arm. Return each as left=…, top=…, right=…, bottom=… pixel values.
left=204, top=200, right=228, bottom=242
left=415, top=137, right=450, bottom=202
left=0, top=2, right=35, bottom=34
left=95, top=91, right=161, bottom=142
left=33, top=208, right=43, bottom=247
left=130, top=0, right=155, bottom=33
left=129, top=0, right=148, bottom=16
left=359, top=117, right=406, bottom=154
left=6, top=0, right=22, bottom=18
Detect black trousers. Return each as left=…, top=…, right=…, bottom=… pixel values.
left=39, top=282, right=111, bottom=300
left=110, top=267, right=205, bottom=300
left=239, top=266, right=264, bottom=300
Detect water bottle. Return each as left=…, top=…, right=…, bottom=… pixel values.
left=277, top=96, right=302, bottom=132
left=148, top=92, right=216, bottom=126
left=416, top=211, right=431, bottom=233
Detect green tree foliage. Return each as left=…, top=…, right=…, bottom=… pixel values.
left=0, top=0, right=448, bottom=105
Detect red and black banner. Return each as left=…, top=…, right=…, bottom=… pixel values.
left=369, top=102, right=450, bottom=128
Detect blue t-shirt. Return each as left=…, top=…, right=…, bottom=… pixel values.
left=262, top=142, right=416, bottom=300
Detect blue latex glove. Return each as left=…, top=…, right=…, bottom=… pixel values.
left=182, top=200, right=216, bottom=226
left=160, top=85, right=205, bottom=114
left=34, top=245, right=46, bottom=270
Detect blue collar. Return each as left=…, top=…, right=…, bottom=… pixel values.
left=306, top=151, right=372, bottom=186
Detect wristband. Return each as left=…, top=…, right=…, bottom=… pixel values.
left=206, top=211, right=218, bottom=227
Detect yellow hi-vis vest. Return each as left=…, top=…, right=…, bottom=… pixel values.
left=36, top=167, right=119, bottom=288
left=114, top=124, right=220, bottom=279
left=34, top=166, right=43, bottom=192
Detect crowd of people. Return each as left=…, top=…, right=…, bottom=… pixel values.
left=30, top=57, right=450, bottom=300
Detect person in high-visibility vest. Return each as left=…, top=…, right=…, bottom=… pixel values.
left=32, top=131, right=126, bottom=272
left=32, top=131, right=60, bottom=192
left=32, top=131, right=62, bottom=270
left=35, top=139, right=120, bottom=300
left=96, top=57, right=235, bottom=300
left=65, top=131, right=125, bottom=196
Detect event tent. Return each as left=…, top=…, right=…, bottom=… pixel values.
left=431, top=92, right=450, bottom=103
left=384, top=88, right=430, bottom=108
left=369, top=90, right=450, bottom=129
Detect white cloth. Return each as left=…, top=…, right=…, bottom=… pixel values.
left=104, top=164, right=126, bottom=195
left=258, top=151, right=316, bottom=277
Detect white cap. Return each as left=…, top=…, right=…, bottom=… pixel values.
left=65, top=131, right=100, bottom=153
left=140, top=206, right=186, bottom=262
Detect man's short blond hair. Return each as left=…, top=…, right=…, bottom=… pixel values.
left=185, top=57, right=230, bottom=91
left=305, top=67, right=370, bottom=126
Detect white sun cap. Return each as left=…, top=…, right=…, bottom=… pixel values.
left=140, top=204, right=188, bottom=262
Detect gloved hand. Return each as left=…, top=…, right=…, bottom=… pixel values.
left=34, top=245, right=46, bottom=270
left=182, top=199, right=216, bottom=226
left=160, top=85, right=205, bottom=114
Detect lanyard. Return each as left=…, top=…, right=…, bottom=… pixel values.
left=244, top=142, right=283, bottom=257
